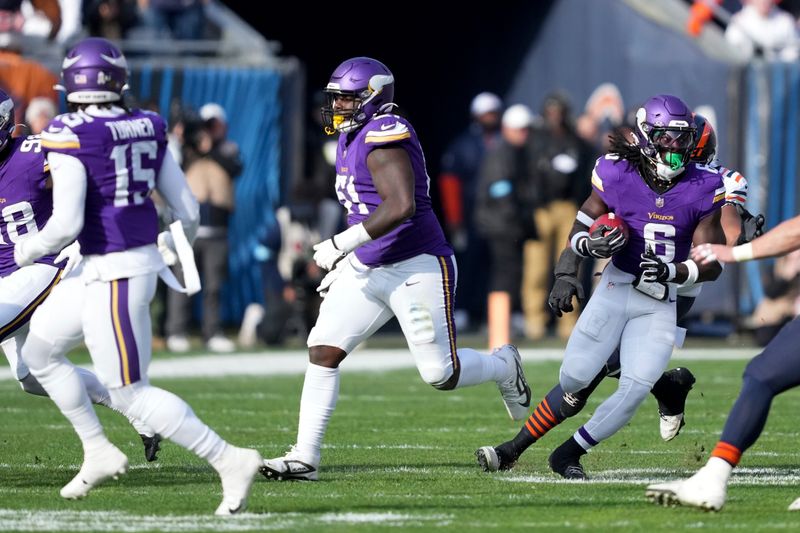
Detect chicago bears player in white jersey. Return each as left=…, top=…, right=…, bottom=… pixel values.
left=13, top=37, right=261, bottom=515
left=260, top=57, right=531, bottom=482
left=0, top=88, right=162, bottom=461
left=475, top=112, right=765, bottom=473
left=499, top=94, right=726, bottom=480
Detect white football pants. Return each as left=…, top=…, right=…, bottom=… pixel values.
left=308, top=253, right=462, bottom=386
left=0, top=263, right=62, bottom=380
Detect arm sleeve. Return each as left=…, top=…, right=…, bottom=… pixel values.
left=15, top=152, right=86, bottom=264
left=156, top=149, right=200, bottom=243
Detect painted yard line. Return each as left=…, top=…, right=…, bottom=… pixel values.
left=0, top=509, right=453, bottom=532
left=0, top=347, right=758, bottom=382
left=502, top=466, right=800, bottom=485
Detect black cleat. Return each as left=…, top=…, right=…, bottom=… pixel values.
left=656, top=367, right=696, bottom=416
left=655, top=367, right=696, bottom=441
left=141, top=434, right=162, bottom=462
left=475, top=442, right=518, bottom=472
left=548, top=438, right=587, bottom=480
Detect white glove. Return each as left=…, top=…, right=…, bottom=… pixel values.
left=316, top=253, right=351, bottom=298
left=312, top=223, right=372, bottom=271
left=312, top=238, right=347, bottom=271
left=53, top=241, right=82, bottom=279
left=157, top=230, right=178, bottom=266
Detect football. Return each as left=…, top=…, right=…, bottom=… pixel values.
left=590, top=212, right=629, bottom=241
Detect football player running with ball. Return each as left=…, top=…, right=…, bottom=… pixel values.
left=476, top=112, right=764, bottom=474
left=261, top=57, right=531, bottom=482
left=480, top=94, right=726, bottom=479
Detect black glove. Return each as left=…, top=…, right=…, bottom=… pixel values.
left=639, top=247, right=675, bottom=283
left=735, top=204, right=765, bottom=245
left=575, top=226, right=627, bottom=258
left=549, top=248, right=586, bottom=316
left=548, top=275, right=585, bottom=317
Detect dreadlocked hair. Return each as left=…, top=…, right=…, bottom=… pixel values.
left=607, top=127, right=672, bottom=194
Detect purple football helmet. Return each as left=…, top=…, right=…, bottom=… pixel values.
left=56, top=37, right=129, bottom=104
left=634, top=94, right=696, bottom=182
left=0, top=89, right=14, bottom=153
left=691, top=113, right=717, bottom=165
left=321, top=57, right=395, bottom=134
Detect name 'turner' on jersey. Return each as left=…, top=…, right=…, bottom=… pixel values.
left=105, top=118, right=155, bottom=141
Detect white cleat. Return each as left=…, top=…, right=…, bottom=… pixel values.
left=494, top=344, right=531, bottom=420
left=788, top=497, right=800, bottom=511
left=645, top=479, right=683, bottom=506
left=645, top=464, right=728, bottom=511
left=260, top=445, right=319, bottom=481
left=214, top=446, right=263, bottom=516
left=659, top=413, right=685, bottom=442
left=60, top=444, right=129, bottom=499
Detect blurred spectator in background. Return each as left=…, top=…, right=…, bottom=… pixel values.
left=0, top=0, right=61, bottom=40
left=22, top=0, right=83, bottom=43
left=439, top=91, right=503, bottom=332
left=475, top=104, right=537, bottom=349
left=138, top=0, right=206, bottom=40
left=521, top=92, right=593, bottom=340
left=746, top=250, right=800, bottom=345
left=84, top=0, right=140, bottom=40
left=0, top=7, right=58, bottom=125
left=23, top=94, right=54, bottom=134
left=166, top=103, right=241, bottom=353
left=199, top=101, right=242, bottom=178
left=725, top=0, right=799, bottom=61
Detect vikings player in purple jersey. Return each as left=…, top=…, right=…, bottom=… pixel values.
left=0, top=88, right=162, bottom=460
left=476, top=112, right=766, bottom=473
left=13, top=37, right=261, bottom=515
left=480, top=94, right=725, bottom=480
left=260, top=57, right=530, bottom=482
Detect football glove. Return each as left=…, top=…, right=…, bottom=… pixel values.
left=735, top=204, right=765, bottom=245
left=313, top=223, right=371, bottom=271
left=639, top=247, right=676, bottom=283
left=548, top=275, right=585, bottom=317
left=316, top=253, right=351, bottom=298
left=53, top=241, right=82, bottom=279
left=576, top=226, right=627, bottom=259
left=157, top=231, right=178, bottom=266
left=312, top=238, right=347, bottom=271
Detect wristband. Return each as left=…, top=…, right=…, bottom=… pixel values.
left=665, top=263, right=677, bottom=281
left=681, top=259, right=699, bottom=285
left=731, top=242, right=754, bottom=262
left=333, top=222, right=372, bottom=253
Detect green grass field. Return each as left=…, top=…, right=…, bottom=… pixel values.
left=2, top=358, right=800, bottom=532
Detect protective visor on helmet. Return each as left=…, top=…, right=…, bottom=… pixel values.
left=650, top=128, right=694, bottom=170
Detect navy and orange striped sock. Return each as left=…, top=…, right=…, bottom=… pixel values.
left=506, top=397, right=560, bottom=455
left=710, top=441, right=742, bottom=467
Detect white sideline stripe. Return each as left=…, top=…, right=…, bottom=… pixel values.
left=503, top=466, right=800, bottom=486
left=0, top=347, right=758, bottom=381
left=0, top=510, right=453, bottom=532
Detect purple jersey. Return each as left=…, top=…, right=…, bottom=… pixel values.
left=591, top=155, right=725, bottom=276
left=335, top=113, right=452, bottom=266
left=40, top=109, right=167, bottom=255
left=0, top=136, right=58, bottom=276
